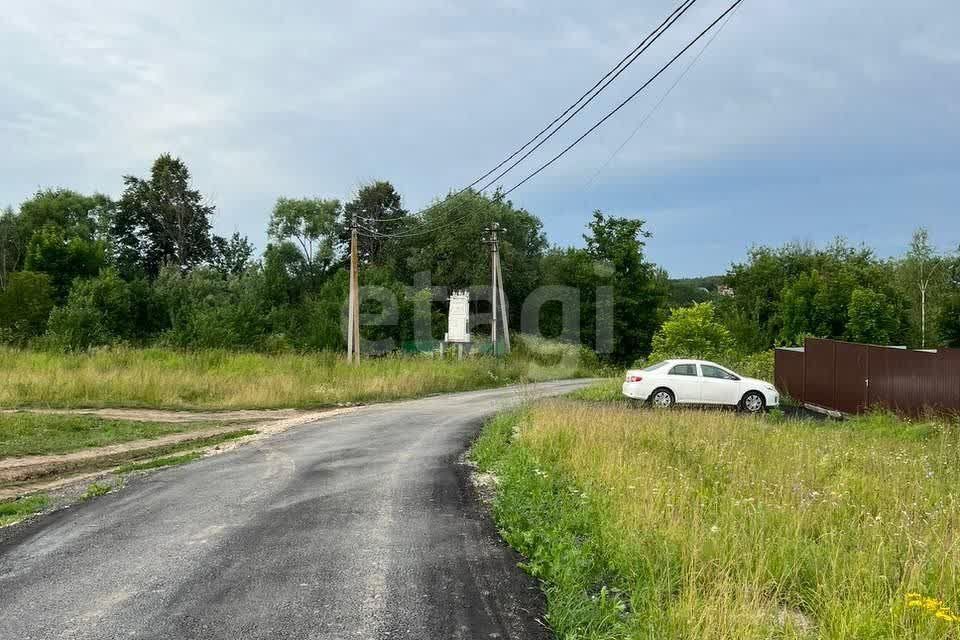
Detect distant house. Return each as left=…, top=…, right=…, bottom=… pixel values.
left=717, top=284, right=735, bottom=297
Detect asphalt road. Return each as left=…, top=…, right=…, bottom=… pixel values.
left=0, top=380, right=589, bottom=640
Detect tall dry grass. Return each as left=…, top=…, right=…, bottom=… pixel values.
left=0, top=343, right=592, bottom=410
left=487, top=402, right=960, bottom=638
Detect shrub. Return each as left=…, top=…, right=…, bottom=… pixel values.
left=44, top=268, right=148, bottom=350
left=649, top=302, right=734, bottom=362
left=0, top=271, right=55, bottom=344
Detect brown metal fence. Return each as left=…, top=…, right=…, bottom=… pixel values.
left=775, top=338, right=960, bottom=416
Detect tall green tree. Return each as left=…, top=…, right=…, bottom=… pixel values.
left=340, top=181, right=408, bottom=265
left=846, top=287, right=900, bottom=345
left=390, top=191, right=545, bottom=326
left=900, top=228, right=948, bottom=348
left=268, top=197, right=341, bottom=272
left=583, top=210, right=667, bottom=363
left=23, top=225, right=106, bottom=300
left=17, top=188, right=110, bottom=242
left=114, top=154, right=215, bottom=277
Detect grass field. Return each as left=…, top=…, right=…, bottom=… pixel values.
left=0, top=339, right=595, bottom=410
left=473, top=402, right=960, bottom=639
left=0, top=413, right=220, bottom=458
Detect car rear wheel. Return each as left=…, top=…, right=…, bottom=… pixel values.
left=741, top=391, right=766, bottom=414
left=650, top=388, right=675, bottom=409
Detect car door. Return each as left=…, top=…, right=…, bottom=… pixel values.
left=666, top=363, right=701, bottom=403
left=699, top=364, right=741, bottom=405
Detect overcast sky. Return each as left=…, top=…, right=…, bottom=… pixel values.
left=2, top=1, right=958, bottom=277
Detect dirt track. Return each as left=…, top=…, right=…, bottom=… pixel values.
left=0, top=408, right=356, bottom=498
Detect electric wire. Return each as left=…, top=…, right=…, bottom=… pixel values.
left=358, top=0, right=741, bottom=238
left=500, top=0, right=744, bottom=199
left=356, top=0, right=701, bottom=236
left=473, top=0, right=700, bottom=194
left=583, top=3, right=737, bottom=191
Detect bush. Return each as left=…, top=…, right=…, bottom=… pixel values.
left=44, top=268, right=149, bottom=350
left=155, top=266, right=269, bottom=350
left=649, top=302, right=734, bottom=363
left=0, top=272, right=56, bottom=344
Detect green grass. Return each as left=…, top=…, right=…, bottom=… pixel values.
left=0, top=337, right=597, bottom=410
left=565, top=378, right=624, bottom=403
left=0, top=413, right=220, bottom=458
left=473, top=402, right=960, bottom=639
left=114, top=451, right=203, bottom=473
left=81, top=482, right=111, bottom=500
left=0, top=494, right=49, bottom=526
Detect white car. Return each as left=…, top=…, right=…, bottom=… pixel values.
left=622, top=359, right=779, bottom=413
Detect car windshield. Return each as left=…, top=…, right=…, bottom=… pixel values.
left=643, top=362, right=668, bottom=372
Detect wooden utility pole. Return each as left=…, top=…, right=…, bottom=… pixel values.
left=483, top=223, right=509, bottom=356
left=347, top=212, right=361, bottom=363
left=496, top=247, right=510, bottom=353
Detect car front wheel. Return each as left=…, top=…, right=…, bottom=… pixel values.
left=741, top=391, right=766, bottom=414
left=650, top=388, right=675, bottom=409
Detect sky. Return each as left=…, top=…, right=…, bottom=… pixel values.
left=2, top=0, right=958, bottom=277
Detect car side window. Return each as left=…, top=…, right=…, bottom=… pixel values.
left=701, top=364, right=735, bottom=380
left=668, top=364, right=698, bottom=376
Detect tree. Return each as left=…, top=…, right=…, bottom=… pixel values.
left=397, top=190, right=547, bottom=330
left=268, top=198, right=341, bottom=271
left=115, top=154, right=215, bottom=276
left=211, top=232, right=255, bottom=276
left=649, top=302, right=734, bottom=362
left=937, top=294, right=960, bottom=348
left=0, top=271, right=55, bottom=343
left=583, top=210, right=667, bottom=363
left=0, top=207, right=20, bottom=290
left=340, top=181, right=408, bottom=265
left=17, top=189, right=110, bottom=242
left=23, top=225, right=106, bottom=300
left=846, top=287, right=899, bottom=344
left=902, top=228, right=946, bottom=348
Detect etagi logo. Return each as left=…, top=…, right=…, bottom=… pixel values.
left=342, top=264, right=615, bottom=364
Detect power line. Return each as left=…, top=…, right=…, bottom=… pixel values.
left=356, top=0, right=701, bottom=236
left=582, top=3, right=738, bottom=191
left=474, top=0, right=699, bottom=194
left=465, top=0, right=698, bottom=192
left=501, top=0, right=744, bottom=199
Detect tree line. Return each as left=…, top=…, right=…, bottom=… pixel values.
left=0, top=154, right=666, bottom=363
left=1, top=153, right=956, bottom=364
left=714, top=232, right=960, bottom=351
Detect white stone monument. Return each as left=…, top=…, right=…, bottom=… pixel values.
left=444, top=290, right=471, bottom=357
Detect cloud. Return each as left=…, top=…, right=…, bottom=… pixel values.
left=1, top=0, right=958, bottom=275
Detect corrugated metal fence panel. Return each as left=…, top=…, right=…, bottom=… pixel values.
left=774, top=349, right=805, bottom=402
left=865, top=345, right=890, bottom=412
left=834, top=341, right=868, bottom=413
left=866, top=346, right=953, bottom=416
left=803, top=339, right=836, bottom=409
left=934, top=350, right=960, bottom=412
left=775, top=340, right=960, bottom=416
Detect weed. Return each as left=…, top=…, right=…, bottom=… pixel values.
left=0, top=494, right=49, bottom=527
left=474, top=401, right=960, bottom=639
left=114, top=451, right=203, bottom=473
left=81, top=482, right=111, bottom=500
left=0, top=341, right=597, bottom=411
left=0, top=413, right=219, bottom=458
